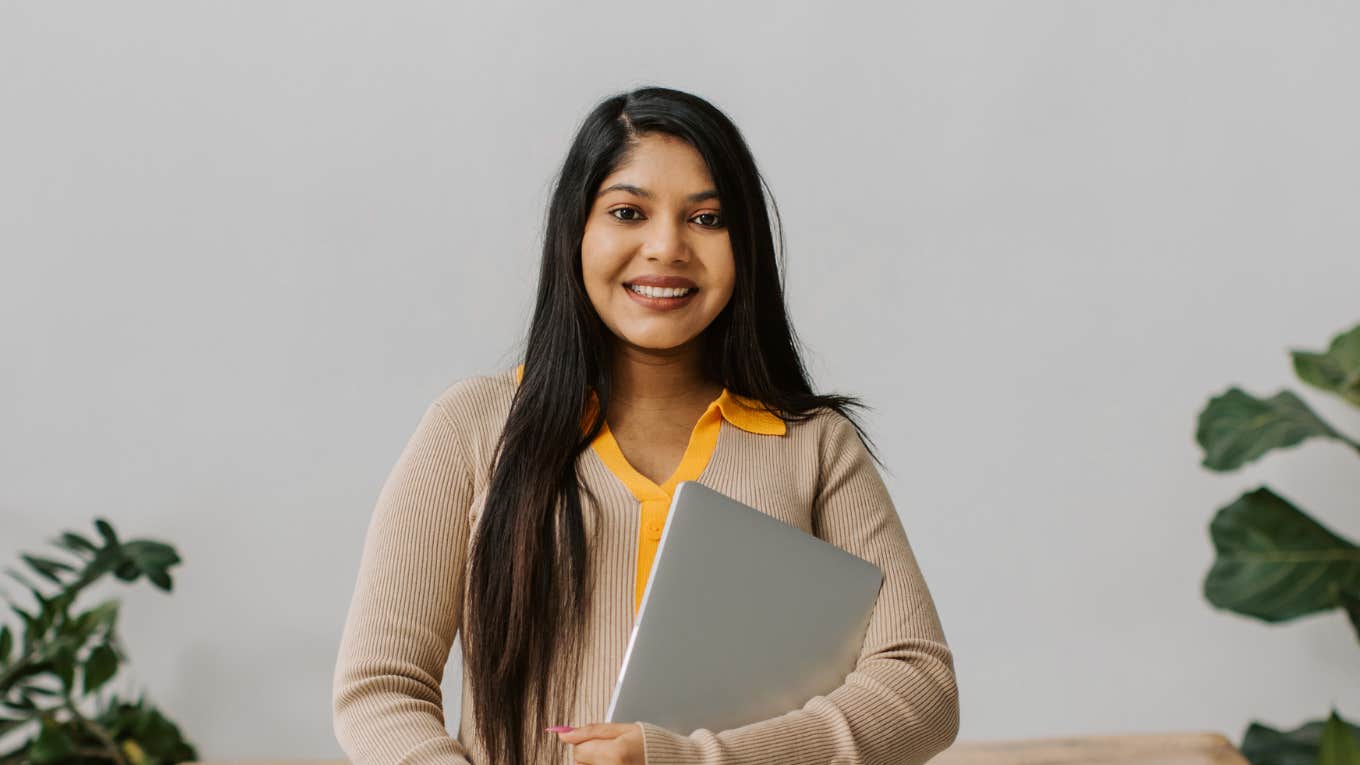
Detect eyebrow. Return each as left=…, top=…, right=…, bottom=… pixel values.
left=596, top=183, right=719, bottom=203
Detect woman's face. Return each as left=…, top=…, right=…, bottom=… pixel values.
left=581, top=132, right=735, bottom=355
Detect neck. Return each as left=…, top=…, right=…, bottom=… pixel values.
left=608, top=339, right=720, bottom=414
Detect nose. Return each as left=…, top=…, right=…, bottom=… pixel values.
left=640, top=218, right=690, bottom=264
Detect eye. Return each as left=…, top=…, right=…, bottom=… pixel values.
left=609, top=206, right=644, bottom=222
left=693, top=212, right=724, bottom=229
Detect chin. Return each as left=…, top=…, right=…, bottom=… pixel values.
left=620, top=330, right=701, bottom=351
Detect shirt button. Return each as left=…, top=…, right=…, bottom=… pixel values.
left=644, top=519, right=664, bottom=540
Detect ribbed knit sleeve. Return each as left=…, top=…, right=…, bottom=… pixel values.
left=635, top=413, right=961, bottom=765
left=332, top=397, right=476, bottom=765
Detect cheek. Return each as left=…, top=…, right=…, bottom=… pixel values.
left=579, top=233, right=611, bottom=292
left=579, top=229, right=630, bottom=316
left=707, top=252, right=737, bottom=303
left=581, top=225, right=626, bottom=279
left=706, top=281, right=736, bottom=315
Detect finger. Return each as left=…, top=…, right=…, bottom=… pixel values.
left=556, top=723, right=595, bottom=743
left=557, top=722, right=626, bottom=744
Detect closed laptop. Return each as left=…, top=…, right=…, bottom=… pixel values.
left=606, top=480, right=884, bottom=735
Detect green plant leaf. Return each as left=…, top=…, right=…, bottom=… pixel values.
left=29, top=718, right=75, bottom=764
left=79, top=599, right=120, bottom=634
left=95, top=697, right=199, bottom=764
left=54, top=531, right=100, bottom=556
left=83, top=643, right=119, bottom=695
left=1204, top=486, right=1360, bottom=622
left=1319, top=708, right=1360, bottom=765
left=1196, top=388, right=1353, bottom=471
left=145, top=568, right=172, bottom=592
left=114, top=560, right=140, bottom=582
left=32, top=592, right=58, bottom=639
left=64, top=598, right=120, bottom=655
left=121, top=541, right=181, bottom=592
left=49, top=643, right=77, bottom=694
left=49, top=588, right=74, bottom=616
left=72, top=547, right=121, bottom=590
left=1292, top=324, right=1360, bottom=408
left=0, top=624, right=11, bottom=663
left=94, top=518, right=119, bottom=549
left=20, top=555, right=75, bottom=586
left=121, top=542, right=180, bottom=569
left=1242, top=716, right=1357, bottom=765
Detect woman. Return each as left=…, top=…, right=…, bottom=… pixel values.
left=332, top=86, right=960, bottom=765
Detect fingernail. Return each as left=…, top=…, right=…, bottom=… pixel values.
left=545, top=725, right=574, bottom=733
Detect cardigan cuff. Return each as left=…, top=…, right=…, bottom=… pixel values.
left=637, top=721, right=703, bottom=764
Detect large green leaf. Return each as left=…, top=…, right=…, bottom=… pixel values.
left=121, top=541, right=181, bottom=592
left=121, top=542, right=179, bottom=570
left=1204, top=487, right=1360, bottom=622
left=1320, top=709, right=1360, bottom=765
left=1292, top=324, right=1360, bottom=408
left=1196, top=388, right=1356, bottom=471
left=1243, top=714, right=1360, bottom=765
left=83, top=643, right=119, bottom=695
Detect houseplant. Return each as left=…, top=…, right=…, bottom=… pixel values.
left=0, top=518, right=196, bottom=765
left=1195, top=322, right=1360, bottom=765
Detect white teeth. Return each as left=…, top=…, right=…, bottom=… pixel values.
left=628, top=284, right=696, bottom=298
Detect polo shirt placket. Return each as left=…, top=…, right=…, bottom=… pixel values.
left=515, top=363, right=786, bottom=616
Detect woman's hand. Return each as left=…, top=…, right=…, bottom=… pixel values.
left=552, top=722, right=645, bottom=764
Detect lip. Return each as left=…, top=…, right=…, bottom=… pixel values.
left=624, top=275, right=698, bottom=289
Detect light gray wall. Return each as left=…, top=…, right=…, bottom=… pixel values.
left=3, top=1, right=1357, bottom=759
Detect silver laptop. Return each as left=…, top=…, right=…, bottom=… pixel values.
left=605, top=480, right=884, bottom=735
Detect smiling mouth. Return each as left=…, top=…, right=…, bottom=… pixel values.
left=623, top=283, right=699, bottom=310
left=624, top=283, right=699, bottom=298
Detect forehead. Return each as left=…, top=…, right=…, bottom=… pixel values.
left=601, top=133, right=715, bottom=189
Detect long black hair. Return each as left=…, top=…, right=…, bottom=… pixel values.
left=463, top=85, right=882, bottom=765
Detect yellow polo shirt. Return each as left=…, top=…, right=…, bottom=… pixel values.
left=515, top=363, right=786, bottom=614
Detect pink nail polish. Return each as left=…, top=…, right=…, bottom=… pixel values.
left=545, top=725, right=574, bottom=733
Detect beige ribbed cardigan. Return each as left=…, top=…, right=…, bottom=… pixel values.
left=332, top=367, right=960, bottom=765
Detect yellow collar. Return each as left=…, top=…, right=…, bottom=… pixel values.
left=514, top=363, right=785, bottom=436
